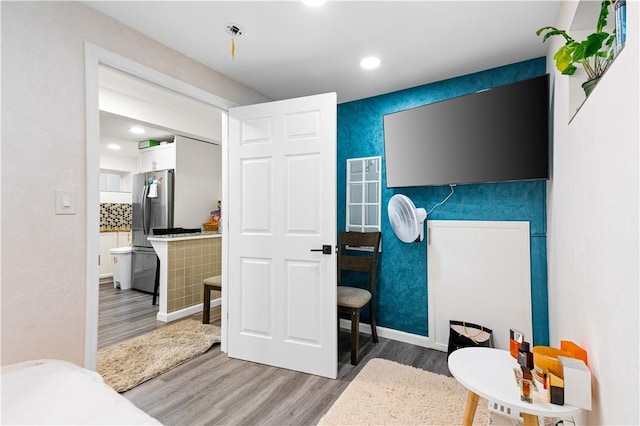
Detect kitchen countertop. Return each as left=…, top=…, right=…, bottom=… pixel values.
left=147, top=231, right=221, bottom=242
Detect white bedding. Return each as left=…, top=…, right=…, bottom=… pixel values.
left=1, top=359, right=162, bottom=425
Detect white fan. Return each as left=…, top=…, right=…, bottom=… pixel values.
left=388, top=194, right=427, bottom=243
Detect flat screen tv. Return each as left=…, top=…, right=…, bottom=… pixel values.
left=383, top=74, right=549, bottom=188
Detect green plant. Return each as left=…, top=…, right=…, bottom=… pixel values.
left=536, top=0, right=616, bottom=81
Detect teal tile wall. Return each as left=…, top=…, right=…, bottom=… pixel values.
left=337, top=57, right=549, bottom=345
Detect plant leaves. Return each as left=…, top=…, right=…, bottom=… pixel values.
left=597, top=0, right=610, bottom=33
left=536, top=26, right=573, bottom=43
left=538, top=0, right=614, bottom=78
left=605, top=32, right=616, bottom=47
left=535, top=26, right=555, bottom=36
left=553, top=45, right=576, bottom=74
left=582, top=32, right=609, bottom=57
left=572, top=43, right=586, bottom=61
left=561, top=64, right=577, bottom=76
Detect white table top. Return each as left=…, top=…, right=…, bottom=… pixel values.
left=448, top=347, right=581, bottom=418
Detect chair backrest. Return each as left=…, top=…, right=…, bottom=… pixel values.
left=337, top=231, right=382, bottom=294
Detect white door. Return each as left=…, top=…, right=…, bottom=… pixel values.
left=227, top=93, right=337, bottom=379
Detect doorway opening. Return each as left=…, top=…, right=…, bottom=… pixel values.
left=85, top=43, right=235, bottom=369
left=98, top=115, right=221, bottom=349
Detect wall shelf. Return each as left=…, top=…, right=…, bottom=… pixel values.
left=568, top=0, right=626, bottom=121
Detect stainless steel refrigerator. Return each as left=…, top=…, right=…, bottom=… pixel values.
left=131, top=170, right=174, bottom=293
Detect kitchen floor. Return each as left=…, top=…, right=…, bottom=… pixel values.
left=98, top=280, right=221, bottom=349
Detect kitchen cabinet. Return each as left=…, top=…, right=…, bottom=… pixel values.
left=117, top=231, right=131, bottom=247
left=137, top=135, right=222, bottom=229
left=99, top=232, right=118, bottom=278
left=99, top=170, right=132, bottom=192
left=99, top=231, right=131, bottom=278
left=139, top=143, right=176, bottom=172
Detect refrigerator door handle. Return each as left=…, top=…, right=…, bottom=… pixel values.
left=142, top=183, right=151, bottom=235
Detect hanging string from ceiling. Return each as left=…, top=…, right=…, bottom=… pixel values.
left=225, top=24, right=243, bottom=60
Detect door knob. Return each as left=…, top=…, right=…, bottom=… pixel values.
left=310, top=245, right=332, bottom=255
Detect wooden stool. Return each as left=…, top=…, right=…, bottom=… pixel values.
left=202, top=275, right=222, bottom=324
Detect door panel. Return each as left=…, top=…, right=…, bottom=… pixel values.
left=239, top=257, right=272, bottom=338
left=241, top=158, right=272, bottom=234
left=285, top=260, right=322, bottom=345
left=286, top=154, right=321, bottom=234
left=228, top=93, right=337, bottom=379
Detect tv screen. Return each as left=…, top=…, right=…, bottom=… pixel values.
left=383, top=74, right=549, bottom=188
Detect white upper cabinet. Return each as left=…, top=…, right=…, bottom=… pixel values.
left=138, top=143, right=176, bottom=172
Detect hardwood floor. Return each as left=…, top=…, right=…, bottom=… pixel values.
left=98, top=280, right=163, bottom=349
left=98, top=281, right=451, bottom=425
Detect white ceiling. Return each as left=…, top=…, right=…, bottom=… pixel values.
left=99, top=112, right=176, bottom=159
left=87, top=1, right=560, bottom=104
left=92, top=1, right=561, bottom=160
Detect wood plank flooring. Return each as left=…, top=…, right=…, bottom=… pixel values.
left=98, top=282, right=451, bottom=425
left=98, top=280, right=163, bottom=349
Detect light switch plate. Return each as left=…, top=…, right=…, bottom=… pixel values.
left=55, top=190, right=77, bottom=215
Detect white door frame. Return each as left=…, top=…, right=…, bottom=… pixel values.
left=84, top=42, right=236, bottom=369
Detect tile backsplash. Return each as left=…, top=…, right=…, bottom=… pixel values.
left=100, top=203, right=132, bottom=231
left=167, top=237, right=222, bottom=313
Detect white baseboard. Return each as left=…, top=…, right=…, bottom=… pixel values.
left=157, top=305, right=437, bottom=351
left=157, top=298, right=221, bottom=323
left=339, top=318, right=438, bottom=350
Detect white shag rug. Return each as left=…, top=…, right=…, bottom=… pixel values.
left=97, top=319, right=220, bottom=393
left=319, top=358, right=490, bottom=425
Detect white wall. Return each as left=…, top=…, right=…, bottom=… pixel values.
left=173, top=135, right=223, bottom=229
left=546, top=2, right=639, bottom=424
left=99, top=65, right=223, bottom=144
left=100, top=154, right=138, bottom=173
left=0, top=1, right=269, bottom=366
left=99, top=155, right=136, bottom=203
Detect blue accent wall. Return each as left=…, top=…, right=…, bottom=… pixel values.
left=337, top=57, right=549, bottom=345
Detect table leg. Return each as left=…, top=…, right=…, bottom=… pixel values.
left=462, top=390, right=480, bottom=426
left=522, top=413, right=538, bottom=426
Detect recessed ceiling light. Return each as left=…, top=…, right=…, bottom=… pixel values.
left=129, top=126, right=145, bottom=134
left=360, top=56, right=381, bottom=70
left=301, top=0, right=326, bottom=6
left=107, top=144, right=121, bottom=150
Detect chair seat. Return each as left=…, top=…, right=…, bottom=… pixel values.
left=337, top=286, right=371, bottom=309
left=202, top=275, right=221, bottom=324
left=203, top=275, right=222, bottom=288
